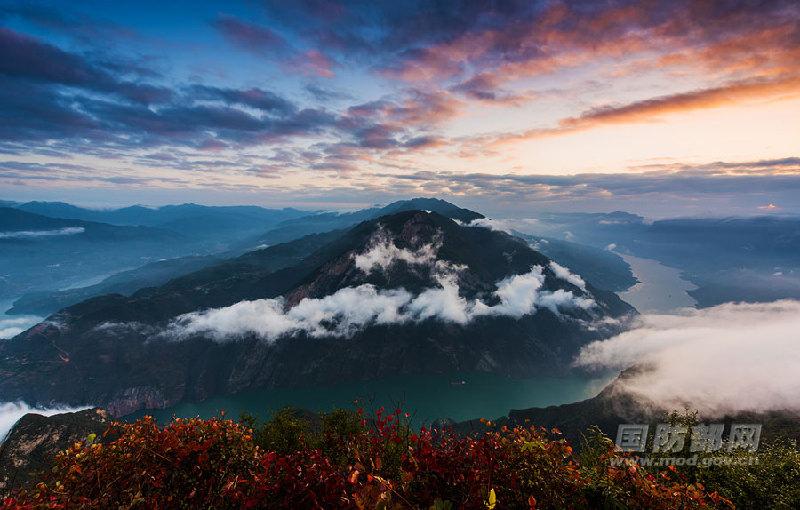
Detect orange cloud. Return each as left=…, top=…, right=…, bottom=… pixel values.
left=489, top=75, right=800, bottom=147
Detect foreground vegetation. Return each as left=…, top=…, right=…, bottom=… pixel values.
left=2, top=407, right=798, bottom=509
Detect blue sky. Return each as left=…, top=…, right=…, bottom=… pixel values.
left=1, top=0, right=799, bottom=217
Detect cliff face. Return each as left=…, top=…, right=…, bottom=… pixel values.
left=0, top=211, right=634, bottom=417
left=0, top=408, right=109, bottom=491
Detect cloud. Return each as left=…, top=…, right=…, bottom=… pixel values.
left=214, top=15, right=288, bottom=54
left=377, top=158, right=800, bottom=216
left=0, top=28, right=171, bottom=104
left=489, top=76, right=800, bottom=146
left=215, top=15, right=335, bottom=77
left=459, top=217, right=541, bottom=234
left=353, top=231, right=440, bottom=273
left=548, top=261, right=587, bottom=292
left=0, top=315, right=42, bottom=339
left=574, top=300, right=800, bottom=415
left=0, top=402, right=90, bottom=443
left=0, top=28, right=341, bottom=153
left=169, top=263, right=595, bottom=342
left=0, top=226, right=84, bottom=239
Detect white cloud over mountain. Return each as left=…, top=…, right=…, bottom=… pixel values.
left=353, top=230, right=440, bottom=273
left=170, top=235, right=595, bottom=342
left=548, top=261, right=587, bottom=292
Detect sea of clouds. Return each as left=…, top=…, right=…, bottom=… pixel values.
left=575, top=300, right=800, bottom=415
left=169, top=233, right=595, bottom=342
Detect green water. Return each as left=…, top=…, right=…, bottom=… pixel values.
left=126, top=372, right=616, bottom=426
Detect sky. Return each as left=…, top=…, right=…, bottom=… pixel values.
left=0, top=0, right=799, bottom=217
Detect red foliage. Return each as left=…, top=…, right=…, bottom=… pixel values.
left=2, top=410, right=734, bottom=509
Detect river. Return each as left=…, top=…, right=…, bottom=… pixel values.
left=127, top=372, right=616, bottom=425
left=617, top=254, right=697, bottom=313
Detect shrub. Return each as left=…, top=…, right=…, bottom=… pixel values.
left=2, top=410, right=736, bottom=509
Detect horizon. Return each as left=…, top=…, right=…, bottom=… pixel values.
left=3, top=195, right=799, bottom=221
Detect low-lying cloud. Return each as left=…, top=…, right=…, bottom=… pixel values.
left=457, top=217, right=542, bottom=235
left=575, top=300, right=800, bottom=415
left=548, top=261, right=587, bottom=292
left=0, top=315, right=43, bottom=339
left=0, top=226, right=84, bottom=239
left=170, top=263, right=595, bottom=342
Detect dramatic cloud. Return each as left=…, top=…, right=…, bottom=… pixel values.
left=575, top=300, right=800, bottom=415
left=490, top=76, right=800, bottom=146
left=2, top=1, right=799, bottom=215
left=170, top=262, right=595, bottom=342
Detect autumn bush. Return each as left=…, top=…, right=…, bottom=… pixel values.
left=2, top=408, right=734, bottom=509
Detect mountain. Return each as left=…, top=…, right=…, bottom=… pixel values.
left=3, top=199, right=484, bottom=316
left=520, top=234, right=637, bottom=292
left=13, top=202, right=311, bottom=245
left=0, top=210, right=633, bottom=416
left=6, top=255, right=223, bottom=316
left=0, top=208, right=190, bottom=300
left=232, top=197, right=484, bottom=250
left=6, top=202, right=639, bottom=317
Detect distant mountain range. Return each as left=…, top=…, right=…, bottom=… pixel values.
left=12, top=201, right=309, bottom=243
left=0, top=207, right=188, bottom=300
left=0, top=207, right=633, bottom=416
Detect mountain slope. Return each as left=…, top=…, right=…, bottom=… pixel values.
left=0, top=211, right=633, bottom=416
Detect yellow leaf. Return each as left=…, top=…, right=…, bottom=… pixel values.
left=486, top=488, right=497, bottom=509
